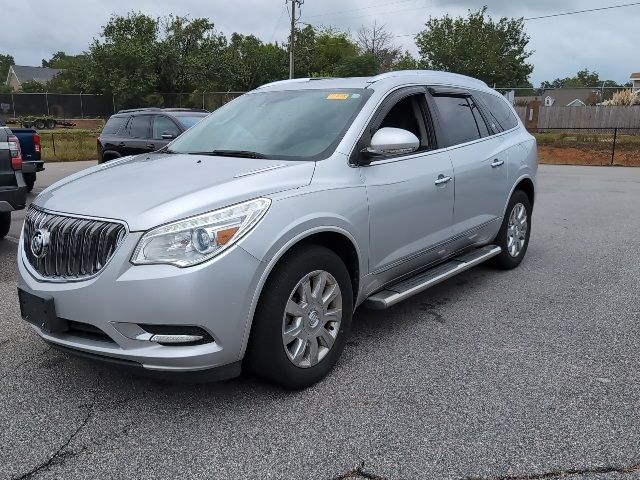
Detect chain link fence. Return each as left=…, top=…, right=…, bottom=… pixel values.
left=0, top=92, right=245, bottom=121
left=534, top=127, right=640, bottom=166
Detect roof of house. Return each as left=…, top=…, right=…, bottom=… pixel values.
left=630, top=72, right=640, bottom=79
left=543, top=88, right=601, bottom=106
left=6, top=65, right=63, bottom=86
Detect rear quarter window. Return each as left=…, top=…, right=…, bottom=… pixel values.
left=102, top=116, right=127, bottom=135
left=477, top=92, right=519, bottom=132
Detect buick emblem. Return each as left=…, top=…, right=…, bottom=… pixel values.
left=31, top=229, right=50, bottom=259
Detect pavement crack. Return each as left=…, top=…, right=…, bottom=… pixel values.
left=0, top=347, right=51, bottom=382
left=11, top=394, right=96, bottom=480
left=333, top=461, right=388, bottom=480
left=464, top=462, right=640, bottom=480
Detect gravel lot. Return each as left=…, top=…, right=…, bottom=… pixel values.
left=1, top=162, right=640, bottom=480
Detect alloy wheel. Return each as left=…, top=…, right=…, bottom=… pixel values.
left=282, top=270, right=343, bottom=368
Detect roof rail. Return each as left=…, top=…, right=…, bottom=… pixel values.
left=367, top=70, right=488, bottom=88
left=257, top=78, right=310, bottom=89
left=117, top=107, right=162, bottom=114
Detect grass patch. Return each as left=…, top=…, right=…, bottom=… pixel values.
left=41, top=131, right=98, bottom=162
left=534, top=131, right=640, bottom=146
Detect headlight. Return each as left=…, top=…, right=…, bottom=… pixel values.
left=131, top=198, right=271, bottom=267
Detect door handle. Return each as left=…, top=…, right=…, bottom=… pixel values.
left=146, top=143, right=155, bottom=149
left=491, top=159, right=504, bottom=168
left=434, top=175, right=452, bottom=186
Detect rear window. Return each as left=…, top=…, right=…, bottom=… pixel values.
left=476, top=92, right=519, bottom=132
left=102, top=116, right=127, bottom=135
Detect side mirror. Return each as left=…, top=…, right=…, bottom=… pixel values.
left=161, top=131, right=177, bottom=140
left=363, top=127, right=420, bottom=160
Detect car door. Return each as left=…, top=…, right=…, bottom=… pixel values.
left=430, top=90, right=508, bottom=245
left=150, top=115, right=181, bottom=151
left=358, top=87, right=455, bottom=281
left=122, top=115, right=153, bottom=156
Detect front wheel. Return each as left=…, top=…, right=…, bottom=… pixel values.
left=0, top=212, right=11, bottom=240
left=245, top=244, right=353, bottom=389
left=490, top=190, right=532, bottom=270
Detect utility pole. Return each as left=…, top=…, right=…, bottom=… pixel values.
left=288, top=0, right=303, bottom=79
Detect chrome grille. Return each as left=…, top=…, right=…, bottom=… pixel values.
left=23, top=207, right=127, bottom=280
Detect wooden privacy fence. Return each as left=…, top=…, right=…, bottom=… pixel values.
left=515, top=105, right=640, bottom=133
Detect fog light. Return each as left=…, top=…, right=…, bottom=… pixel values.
left=149, top=334, right=204, bottom=344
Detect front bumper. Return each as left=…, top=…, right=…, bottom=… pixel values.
left=17, top=231, right=266, bottom=378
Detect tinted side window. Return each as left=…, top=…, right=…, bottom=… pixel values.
left=127, top=116, right=151, bottom=138
left=477, top=92, right=519, bottom=132
left=433, top=96, right=482, bottom=146
left=103, top=116, right=126, bottom=135
left=469, top=97, right=490, bottom=137
left=152, top=116, right=180, bottom=140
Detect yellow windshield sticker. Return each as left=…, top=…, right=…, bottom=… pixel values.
left=326, top=93, right=350, bottom=100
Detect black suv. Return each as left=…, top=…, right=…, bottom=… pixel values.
left=0, top=126, right=27, bottom=239
left=97, top=108, right=209, bottom=163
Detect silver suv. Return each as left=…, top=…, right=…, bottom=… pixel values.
left=17, top=71, right=537, bottom=388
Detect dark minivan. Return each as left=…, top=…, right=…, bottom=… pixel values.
left=97, top=108, right=209, bottom=163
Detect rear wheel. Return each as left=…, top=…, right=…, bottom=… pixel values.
left=0, top=212, right=10, bottom=240
left=24, top=173, right=36, bottom=193
left=34, top=120, right=46, bottom=130
left=246, top=244, right=353, bottom=389
left=491, top=190, right=531, bottom=270
left=46, top=119, right=56, bottom=129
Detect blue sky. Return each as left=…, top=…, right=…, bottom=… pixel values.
left=1, top=0, right=638, bottom=86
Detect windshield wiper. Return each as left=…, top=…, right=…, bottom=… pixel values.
left=186, top=150, right=267, bottom=159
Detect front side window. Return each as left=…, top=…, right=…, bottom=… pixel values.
left=376, top=94, right=432, bottom=150
left=127, top=116, right=151, bottom=138
left=433, top=95, right=483, bottom=146
left=169, top=89, right=371, bottom=160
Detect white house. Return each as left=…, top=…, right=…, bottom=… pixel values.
left=631, top=72, right=640, bottom=93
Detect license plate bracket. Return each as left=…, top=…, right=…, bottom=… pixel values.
left=18, top=288, right=68, bottom=334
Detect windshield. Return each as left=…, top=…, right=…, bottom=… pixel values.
left=176, top=115, right=207, bottom=129
left=168, top=89, right=371, bottom=160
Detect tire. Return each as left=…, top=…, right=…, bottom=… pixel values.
left=34, top=120, right=46, bottom=130
left=0, top=212, right=10, bottom=240
left=46, top=119, right=56, bottom=129
left=245, top=244, right=354, bottom=389
left=490, top=189, right=532, bottom=270
left=24, top=173, right=36, bottom=193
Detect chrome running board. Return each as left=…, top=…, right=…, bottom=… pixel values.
left=363, top=245, right=501, bottom=310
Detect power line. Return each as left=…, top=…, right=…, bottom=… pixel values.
left=389, top=1, right=640, bottom=40
left=523, top=1, right=640, bottom=21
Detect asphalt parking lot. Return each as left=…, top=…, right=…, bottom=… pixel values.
left=1, top=162, right=640, bottom=480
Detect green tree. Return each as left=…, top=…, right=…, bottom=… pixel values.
left=42, top=52, right=84, bottom=70
left=415, top=7, right=533, bottom=86
left=313, top=28, right=358, bottom=76
left=541, top=69, right=620, bottom=89
left=392, top=51, right=419, bottom=71
left=335, top=53, right=379, bottom=77
left=20, top=80, right=47, bottom=93
left=0, top=53, right=14, bottom=85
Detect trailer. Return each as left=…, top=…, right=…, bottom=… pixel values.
left=6, top=115, right=76, bottom=130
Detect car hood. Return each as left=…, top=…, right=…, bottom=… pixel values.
left=34, top=153, right=315, bottom=231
